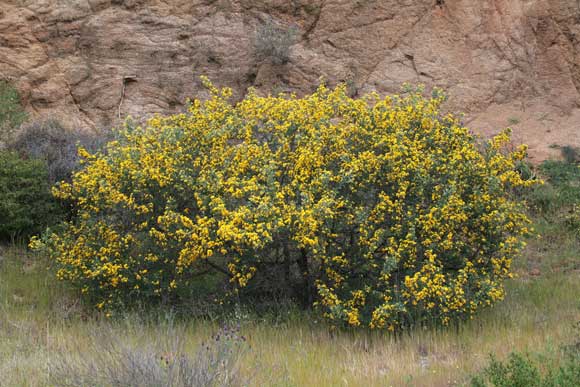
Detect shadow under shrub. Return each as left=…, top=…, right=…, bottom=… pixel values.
left=38, top=78, right=537, bottom=329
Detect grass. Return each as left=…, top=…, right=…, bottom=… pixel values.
left=1, top=160, right=580, bottom=386
left=1, top=249, right=578, bottom=385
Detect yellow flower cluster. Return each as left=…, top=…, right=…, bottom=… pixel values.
left=41, top=79, right=536, bottom=326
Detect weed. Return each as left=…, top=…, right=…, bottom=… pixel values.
left=508, top=117, right=520, bottom=125
left=0, top=80, right=27, bottom=138
left=254, top=19, right=298, bottom=65
left=561, top=145, right=580, bottom=164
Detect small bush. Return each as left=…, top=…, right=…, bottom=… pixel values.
left=471, top=353, right=541, bottom=387
left=41, top=79, right=537, bottom=329
left=0, top=151, right=60, bottom=241
left=508, top=117, right=520, bottom=126
left=565, top=205, right=580, bottom=239
left=2, top=120, right=107, bottom=240
left=471, top=351, right=580, bottom=387
left=255, top=19, right=298, bottom=65
left=0, top=80, right=27, bottom=137
left=526, top=184, right=560, bottom=214
left=561, top=145, right=580, bottom=164
left=8, top=119, right=107, bottom=184
left=540, top=160, right=580, bottom=186
left=525, top=160, right=580, bottom=215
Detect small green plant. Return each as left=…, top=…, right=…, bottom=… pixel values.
left=526, top=184, right=560, bottom=214
left=0, top=151, right=60, bottom=242
left=303, top=4, right=321, bottom=15
left=471, top=353, right=540, bottom=387
left=508, top=117, right=520, bottom=126
left=0, top=80, right=27, bottom=137
left=473, top=323, right=580, bottom=386
left=345, top=77, right=358, bottom=97
left=538, top=113, right=551, bottom=122
left=565, top=204, right=580, bottom=239
left=471, top=350, right=580, bottom=387
left=254, top=19, right=298, bottom=65
left=525, top=159, right=580, bottom=215
left=540, top=161, right=580, bottom=206
left=561, top=145, right=580, bottom=164
left=540, top=160, right=580, bottom=186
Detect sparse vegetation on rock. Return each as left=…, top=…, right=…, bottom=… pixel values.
left=254, top=19, right=298, bottom=65
left=0, top=80, right=27, bottom=139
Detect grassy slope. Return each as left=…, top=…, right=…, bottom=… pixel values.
left=1, top=166, right=579, bottom=387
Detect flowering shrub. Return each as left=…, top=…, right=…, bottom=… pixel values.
left=40, top=79, right=536, bottom=328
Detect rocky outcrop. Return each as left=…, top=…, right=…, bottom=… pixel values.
left=1, top=0, right=579, bottom=160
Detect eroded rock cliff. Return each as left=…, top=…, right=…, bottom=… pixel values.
left=1, top=0, right=579, bottom=160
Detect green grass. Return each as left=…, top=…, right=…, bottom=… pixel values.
left=1, top=244, right=578, bottom=386
left=1, top=159, right=580, bottom=386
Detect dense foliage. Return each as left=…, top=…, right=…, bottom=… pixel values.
left=0, top=151, right=59, bottom=241
left=0, top=82, right=67, bottom=241
left=39, top=80, right=536, bottom=328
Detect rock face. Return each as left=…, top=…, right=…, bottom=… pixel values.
left=1, top=0, right=579, bottom=160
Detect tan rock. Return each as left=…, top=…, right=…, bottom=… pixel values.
left=0, top=0, right=579, bottom=160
